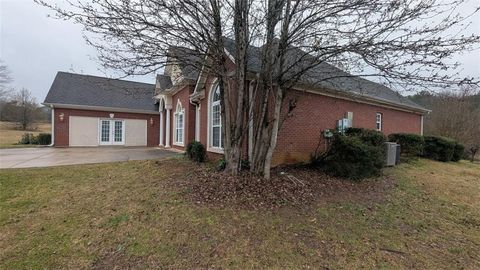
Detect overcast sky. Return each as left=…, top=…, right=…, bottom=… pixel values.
left=1, top=0, right=479, bottom=102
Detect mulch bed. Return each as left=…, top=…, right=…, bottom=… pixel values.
left=177, top=164, right=396, bottom=210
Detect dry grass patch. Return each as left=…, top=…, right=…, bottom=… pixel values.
left=0, top=121, right=51, bottom=148
left=0, top=157, right=479, bottom=269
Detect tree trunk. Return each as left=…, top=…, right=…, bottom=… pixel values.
left=224, top=0, right=249, bottom=174
left=248, top=0, right=292, bottom=179
left=263, top=87, right=283, bottom=178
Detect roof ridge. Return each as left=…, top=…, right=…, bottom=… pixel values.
left=57, top=71, right=155, bottom=86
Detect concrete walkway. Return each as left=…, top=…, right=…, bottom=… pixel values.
left=0, top=147, right=179, bottom=169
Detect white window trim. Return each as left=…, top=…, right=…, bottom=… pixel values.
left=173, top=100, right=185, bottom=146
left=376, top=113, right=383, bottom=131
left=207, top=79, right=224, bottom=154
left=98, top=119, right=125, bottom=145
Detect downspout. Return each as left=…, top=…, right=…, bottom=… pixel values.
left=189, top=98, right=201, bottom=142
left=49, top=106, right=55, bottom=146
left=420, top=115, right=424, bottom=136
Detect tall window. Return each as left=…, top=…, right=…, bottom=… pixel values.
left=210, top=84, right=223, bottom=148
left=376, top=113, right=383, bottom=131
left=174, top=102, right=184, bottom=145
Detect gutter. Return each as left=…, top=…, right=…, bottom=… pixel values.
left=293, top=85, right=431, bottom=115
left=41, top=103, right=160, bottom=115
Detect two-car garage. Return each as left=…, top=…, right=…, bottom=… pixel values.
left=69, top=116, right=148, bottom=147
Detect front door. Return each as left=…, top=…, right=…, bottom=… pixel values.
left=99, top=119, right=125, bottom=145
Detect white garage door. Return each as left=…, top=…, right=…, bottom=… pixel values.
left=69, top=116, right=99, bottom=146
left=125, top=119, right=147, bottom=146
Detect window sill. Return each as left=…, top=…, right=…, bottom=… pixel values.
left=207, top=147, right=224, bottom=154
left=173, top=142, right=184, bottom=147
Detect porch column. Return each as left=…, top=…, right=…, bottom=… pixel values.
left=159, top=110, right=164, bottom=146
left=165, top=108, right=171, bottom=148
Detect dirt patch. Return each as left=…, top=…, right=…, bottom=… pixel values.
left=178, top=164, right=396, bottom=210
left=92, top=250, right=146, bottom=270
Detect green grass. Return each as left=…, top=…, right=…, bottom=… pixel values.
left=0, top=158, right=479, bottom=269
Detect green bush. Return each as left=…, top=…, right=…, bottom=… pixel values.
left=323, top=134, right=385, bottom=180
left=388, top=133, right=424, bottom=156
left=423, top=136, right=456, bottom=162
left=344, top=127, right=364, bottom=136
left=185, top=141, right=206, bottom=162
left=36, top=133, right=51, bottom=145
left=452, top=142, right=465, bottom=162
left=217, top=158, right=226, bottom=171
left=18, top=133, right=37, bottom=145
left=345, top=127, right=386, bottom=147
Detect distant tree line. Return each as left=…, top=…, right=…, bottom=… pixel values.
left=0, top=61, right=50, bottom=130
left=409, top=86, right=480, bottom=157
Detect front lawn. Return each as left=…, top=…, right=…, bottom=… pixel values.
left=0, top=158, right=479, bottom=269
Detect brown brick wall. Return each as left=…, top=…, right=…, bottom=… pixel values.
left=272, top=90, right=422, bottom=165
left=196, top=75, right=422, bottom=165
left=53, top=108, right=160, bottom=147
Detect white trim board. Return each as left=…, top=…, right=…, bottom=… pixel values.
left=43, top=103, right=160, bottom=115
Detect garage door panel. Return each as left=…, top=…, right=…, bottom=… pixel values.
left=69, top=116, right=98, bottom=146
left=125, top=119, right=147, bottom=146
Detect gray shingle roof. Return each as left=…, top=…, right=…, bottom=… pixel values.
left=223, top=38, right=427, bottom=112
left=44, top=72, right=158, bottom=112
left=155, top=74, right=173, bottom=94
left=166, top=46, right=202, bottom=80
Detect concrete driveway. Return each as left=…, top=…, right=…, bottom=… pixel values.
left=0, top=147, right=179, bottom=169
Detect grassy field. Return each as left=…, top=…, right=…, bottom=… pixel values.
left=0, top=121, right=51, bottom=148
left=0, top=158, right=479, bottom=269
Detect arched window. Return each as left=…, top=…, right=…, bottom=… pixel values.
left=210, top=84, right=223, bottom=149
left=174, top=101, right=184, bottom=145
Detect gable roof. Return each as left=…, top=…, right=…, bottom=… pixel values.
left=43, top=72, right=158, bottom=112
left=155, top=74, right=173, bottom=94
left=166, top=46, right=202, bottom=81
left=222, top=38, right=428, bottom=112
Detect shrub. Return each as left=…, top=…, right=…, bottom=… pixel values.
left=452, top=142, right=465, bottom=162
left=18, top=133, right=37, bottom=145
left=36, top=133, right=51, bottom=145
left=217, top=158, right=226, bottom=171
left=323, top=134, right=385, bottom=180
left=185, top=141, right=206, bottom=162
left=240, top=159, right=250, bottom=170
left=423, top=136, right=456, bottom=162
left=388, top=133, right=424, bottom=156
left=344, top=127, right=364, bottom=136
left=345, top=127, right=386, bottom=147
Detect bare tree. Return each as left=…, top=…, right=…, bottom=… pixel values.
left=426, top=86, right=479, bottom=144
left=0, top=60, right=12, bottom=98
left=0, top=61, right=13, bottom=121
left=11, top=88, right=38, bottom=130
left=416, top=85, right=480, bottom=160
left=37, top=0, right=480, bottom=178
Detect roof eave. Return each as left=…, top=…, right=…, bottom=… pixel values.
left=42, top=102, right=160, bottom=115
left=293, top=83, right=431, bottom=114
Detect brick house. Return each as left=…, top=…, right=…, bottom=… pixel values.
left=43, top=40, right=429, bottom=165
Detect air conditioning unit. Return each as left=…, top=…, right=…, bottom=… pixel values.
left=385, top=142, right=400, bottom=166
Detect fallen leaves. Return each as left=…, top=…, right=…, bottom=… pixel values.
left=178, top=164, right=395, bottom=210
